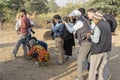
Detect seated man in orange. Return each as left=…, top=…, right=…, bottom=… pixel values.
left=28, top=38, right=50, bottom=67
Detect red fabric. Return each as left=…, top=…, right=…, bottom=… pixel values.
left=20, top=15, right=31, bottom=34
left=28, top=45, right=50, bottom=62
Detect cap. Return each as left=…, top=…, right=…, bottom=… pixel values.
left=68, top=10, right=81, bottom=17
left=93, top=10, right=103, bottom=20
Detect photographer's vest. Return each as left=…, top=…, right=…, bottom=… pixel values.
left=76, top=16, right=91, bottom=44
left=90, top=20, right=112, bottom=54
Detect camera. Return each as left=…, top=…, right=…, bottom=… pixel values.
left=47, top=19, right=52, bottom=24
left=62, top=17, right=69, bottom=22
left=47, top=16, right=70, bottom=24
left=57, top=17, right=69, bottom=23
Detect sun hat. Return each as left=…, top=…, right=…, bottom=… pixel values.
left=68, top=10, right=81, bottom=17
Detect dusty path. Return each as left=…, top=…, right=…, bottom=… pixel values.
left=0, top=29, right=120, bottom=80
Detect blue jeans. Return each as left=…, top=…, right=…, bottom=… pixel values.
left=12, top=33, right=29, bottom=56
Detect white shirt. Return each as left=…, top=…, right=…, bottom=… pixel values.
left=90, top=25, right=101, bottom=44
left=65, top=20, right=84, bottom=33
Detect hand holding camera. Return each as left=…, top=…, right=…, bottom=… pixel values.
left=86, top=30, right=94, bottom=38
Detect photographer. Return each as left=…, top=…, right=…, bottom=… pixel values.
left=51, top=14, right=65, bottom=65
left=61, top=17, right=75, bottom=61
left=87, top=10, right=112, bottom=80
left=62, top=9, right=91, bottom=80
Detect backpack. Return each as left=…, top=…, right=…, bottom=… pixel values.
left=60, top=24, right=73, bottom=40
left=28, top=45, right=50, bottom=62
left=51, top=30, right=54, bottom=40
left=103, top=14, right=117, bottom=32
left=76, top=16, right=91, bottom=42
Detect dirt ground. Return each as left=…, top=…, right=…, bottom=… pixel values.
left=0, top=28, right=120, bottom=80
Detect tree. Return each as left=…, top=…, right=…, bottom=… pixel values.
left=0, top=0, right=49, bottom=21
left=0, top=0, right=24, bottom=20
left=87, top=0, right=120, bottom=14
left=30, top=0, right=48, bottom=13
left=47, top=0, right=59, bottom=12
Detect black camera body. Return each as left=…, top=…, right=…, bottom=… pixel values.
left=57, top=17, right=69, bottom=23
left=47, top=19, right=52, bottom=24
left=62, top=17, right=69, bottom=22
left=47, top=16, right=69, bottom=24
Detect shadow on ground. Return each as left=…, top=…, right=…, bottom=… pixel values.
left=0, top=43, right=16, bottom=48
left=0, top=41, right=78, bottom=80
left=0, top=35, right=120, bottom=80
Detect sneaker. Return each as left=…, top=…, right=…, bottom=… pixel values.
left=73, top=78, right=80, bottom=80
left=73, top=77, right=80, bottom=80
left=41, top=62, right=47, bottom=66
left=111, top=32, right=117, bottom=36
left=57, top=62, right=63, bottom=65
left=82, top=70, right=89, bottom=76
left=10, top=54, right=16, bottom=59
left=56, top=60, right=64, bottom=65
left=33, top=61, right=40, bottom=68
left=73, top=77, right=83, bottom=80
left=56, top=61, right=64, bottom=65
left=14, top=54, right=16, bottom=58
left=65, top=56, right=69, bottom=61
left=24, top=55, right=32, bottom=60
left=108, top=75, right=112, bottom=80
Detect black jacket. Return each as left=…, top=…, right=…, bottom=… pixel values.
left=90, top=20, right=112, bottom=54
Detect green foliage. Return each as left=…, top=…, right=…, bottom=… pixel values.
left=0, top=0, right=120, bottom=29
left=47, top=0, right=59, bottom=12
left=0, top=0, right=49, bottom=21
left=30, top=0, right=48, bottom=13
left=59, top=3, right=82, bottom=16
left=86, top=0, right=120, bottom=14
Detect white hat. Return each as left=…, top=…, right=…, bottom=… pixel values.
left=68, top=10, right=81, bottom=17
left=93, top=10, right=103, bottom=20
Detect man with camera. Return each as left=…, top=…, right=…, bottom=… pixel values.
left=51, top=14, right=65, bottom=65
left=62, top=8, right=92, bottom=80
left=60, top=16, right=75, bottom=61
left=87, top=10, right=112, bottom=80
